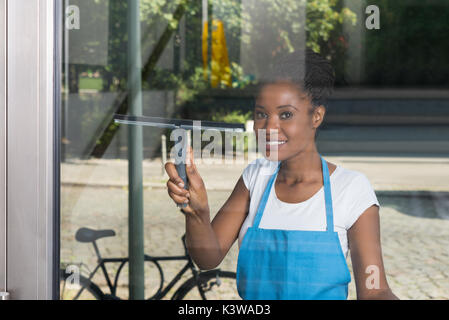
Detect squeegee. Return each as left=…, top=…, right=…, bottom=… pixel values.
left=114, top=114, right=245, bottom=208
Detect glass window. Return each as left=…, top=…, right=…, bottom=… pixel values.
left=59, top=0, right=449, bottom=300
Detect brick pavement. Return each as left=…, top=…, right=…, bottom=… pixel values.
left=61, top=156, right=449, bottom=299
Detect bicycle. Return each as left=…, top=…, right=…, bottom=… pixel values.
left=60, top=227, right=238, bottom=300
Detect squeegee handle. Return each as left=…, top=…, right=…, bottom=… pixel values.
left=175, top=131, right=189, bottom=209
left=176, top=162, right=189, bottom=190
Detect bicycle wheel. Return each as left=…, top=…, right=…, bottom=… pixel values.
left=172, top=270, right=239, bottom=300
left=59, top=269, right=104, bottom=300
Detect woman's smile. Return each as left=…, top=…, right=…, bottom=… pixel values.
left=265, top=139, right=288, bottom=152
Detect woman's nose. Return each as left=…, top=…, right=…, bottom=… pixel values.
left=256, top=116, right=280, bottom=140
left=264, top=115, right=280, bottom=133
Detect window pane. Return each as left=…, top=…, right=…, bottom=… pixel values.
left=60, top=0, right=449, bottom=300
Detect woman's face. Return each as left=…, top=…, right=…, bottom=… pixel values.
left=253, top=81, right=324, bottom=161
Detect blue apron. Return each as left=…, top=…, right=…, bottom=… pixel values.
left=236, top=156, right=351, bottom=300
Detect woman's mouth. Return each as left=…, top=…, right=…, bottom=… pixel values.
left=265, top=140, right=287, bottom=151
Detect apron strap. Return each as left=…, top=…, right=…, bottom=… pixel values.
left=252, top=162, right=281, bottom=229
left=321, top=156, right=335, bottom=232
left=252, top=157, right=335, bottom=232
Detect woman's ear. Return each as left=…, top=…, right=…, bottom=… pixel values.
left=312, top=105, right=326, bottom=129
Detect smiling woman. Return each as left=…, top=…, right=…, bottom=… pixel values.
left=254, top=81, right=320, bottom=160
left=165, top=49, right=399, bottom=300
left=251, top=50, right=333, bottom=163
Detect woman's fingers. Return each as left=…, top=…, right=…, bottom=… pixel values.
left=165, top=146, right=208, bottom=216
left=168, top=190, right=189, bottom=205
left=185, top=146, right=203, bottom=187
left=186, top=145, right=194, bottom=166
left=165, top=162, right=185, bottom=188
left=167, top=180, right=190, bottom=198
left=165, top=162, right=191, bottom=206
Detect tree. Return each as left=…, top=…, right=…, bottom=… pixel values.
left=65, top=0, right=357, bottom=158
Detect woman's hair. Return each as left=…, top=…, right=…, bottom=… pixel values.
left=260, top=49, right=335, bottom=109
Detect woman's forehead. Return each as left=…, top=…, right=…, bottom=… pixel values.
left=256, top=82, right=310, bottom=107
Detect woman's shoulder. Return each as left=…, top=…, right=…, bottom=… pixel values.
left=333, top=165, right=375, bottom=192
left=334, top=165, right=368, bottom=180
left=242, top=158, right=279, bottom=191
left=332, top=165, right=380, bottom=229
left=245, top=157, right=279, bottom=173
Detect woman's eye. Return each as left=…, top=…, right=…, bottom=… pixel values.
left=255, top=111, right=267, bottom=119
left=280, top=111, right=293, bottom=119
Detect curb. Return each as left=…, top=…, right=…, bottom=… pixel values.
left=61, top=181, right=449, bottom=196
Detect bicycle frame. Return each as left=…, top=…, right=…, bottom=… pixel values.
left=71, top=239, right=204, bottom=300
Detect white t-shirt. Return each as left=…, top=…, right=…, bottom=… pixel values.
left=238, top=158, right=380, bottom=258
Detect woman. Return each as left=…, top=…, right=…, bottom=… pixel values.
left=165, top=50, right=398, bottom=300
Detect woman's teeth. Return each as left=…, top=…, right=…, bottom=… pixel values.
left=266, top=141, right=287, bottom=145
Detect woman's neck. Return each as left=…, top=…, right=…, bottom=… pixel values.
left=278, top=147, right=322, bottom=185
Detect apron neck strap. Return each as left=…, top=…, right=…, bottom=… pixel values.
left=252, top=157, right=335, bottom=232
left=321, top=156, right=335, bottom=232
left=252, top=162, right=281, bottom=229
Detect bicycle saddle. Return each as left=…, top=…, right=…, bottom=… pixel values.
left=75, top=227, right=116, bottom=243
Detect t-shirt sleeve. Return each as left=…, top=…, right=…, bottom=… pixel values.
left=242, top=160, right=258, bottom=191
left=345, top=174, right=380, bottom=229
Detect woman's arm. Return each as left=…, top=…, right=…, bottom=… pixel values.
left=183, top=176, right=250, bottom=270
left=165, top=147, right=250, bottom=270
left=347, top=205, right=399, bottom=300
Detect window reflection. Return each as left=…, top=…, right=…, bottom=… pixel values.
left=60, top=0, right=449, bottom=300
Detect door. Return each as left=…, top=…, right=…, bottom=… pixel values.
left=0, top=0, right=56, bottom=299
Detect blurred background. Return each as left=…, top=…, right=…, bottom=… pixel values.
left=60, top=0, right=449, bottom=300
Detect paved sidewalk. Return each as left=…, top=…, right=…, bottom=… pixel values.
left=61, top=155, right=449, bottom=299
left=62, top=155, right=449, bottom=192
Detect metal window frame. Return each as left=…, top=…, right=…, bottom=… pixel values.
left=53, top=0, right=62, bottom=301
left=0, top=0, right=7, bottom=295
left=2, top=0, right=57, bottom=299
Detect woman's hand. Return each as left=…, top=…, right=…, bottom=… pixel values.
left=165, top=146, right=210, bottom=221
left=165, top=146, right=251, bottom=270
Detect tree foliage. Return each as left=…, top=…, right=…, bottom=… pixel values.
left=65, top=0, right=357, bottom=158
